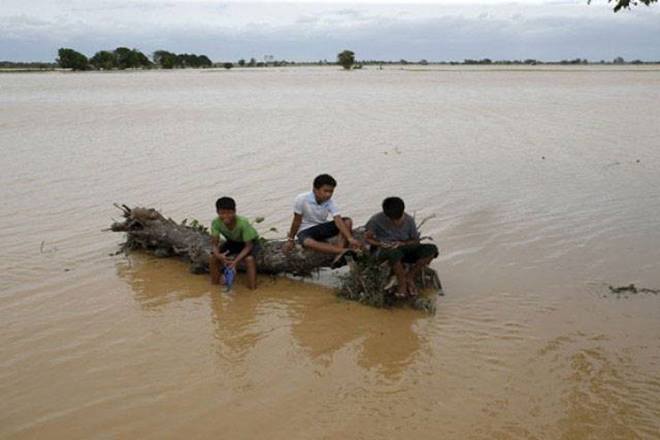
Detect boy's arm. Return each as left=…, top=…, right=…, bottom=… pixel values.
left=211, top=235, right=224, bottom=259
left=364, top=230, right=381, bottom=247
left=404, top=219, right=422, bottom=244
left=284, top=213, right=303, bottom=252
left=395, top=220, right=421, bottom=246
left=364, top=217, right=380, bottom=247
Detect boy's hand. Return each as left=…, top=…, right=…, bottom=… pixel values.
left=348, top=237, right=362, bottom=250
left=215, top=250, right=229, bottom=261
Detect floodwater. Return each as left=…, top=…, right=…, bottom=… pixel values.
left=1, top=66, right=660, bottom=439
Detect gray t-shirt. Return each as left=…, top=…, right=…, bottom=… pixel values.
left=365, top=212, right=419, bottom=243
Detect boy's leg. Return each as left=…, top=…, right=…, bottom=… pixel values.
left=401, top=244, right=439, bottom=294
left=405, top=256, right=433, bottom=295
left=380, top=247, right=407, bottom=297
left=209, top=253, right=224, bottom=285
left=299, top=219, right=352, bottom=255
left=302, top=238, right=345, bottom=254
left=391, top=260, right=409, bottom=297
left=337, top=217, right=353, bottom=248
left=245, top=255, right=257, bottom=290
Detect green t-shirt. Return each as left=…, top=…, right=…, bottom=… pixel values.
left=210, top=215, right=258, bottom=243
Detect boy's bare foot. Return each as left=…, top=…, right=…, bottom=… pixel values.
left=394, top=289, right=407, bottom=298
left=384, top=275, right=398, bottom=291
left=330, top=249, right=358, bottom=269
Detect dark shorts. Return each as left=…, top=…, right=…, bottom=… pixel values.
left=297, top=220, right=343, bottom=245
left=219, top=240, right=259, bottom=257
left=377, top=243, right=438, bottom=265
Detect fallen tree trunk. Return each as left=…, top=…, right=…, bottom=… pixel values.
left=110, top=204, right=443, bottom=312
left=110, top=204, right=346, bottom=275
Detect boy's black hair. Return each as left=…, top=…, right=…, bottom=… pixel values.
left=215, top=196, right=236, bottom=211
left=382, top=197, right=405, bottom=220
left=313, top=174, right=337, bottom=189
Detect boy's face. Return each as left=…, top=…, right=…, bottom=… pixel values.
left=390, top=215, right=405, bottom=226
left=313, top=185, right=335, bottom=203
left=217, top=209, right=236, bottom=226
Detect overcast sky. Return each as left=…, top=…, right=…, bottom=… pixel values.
left=1, top=0, right=659, bottom=62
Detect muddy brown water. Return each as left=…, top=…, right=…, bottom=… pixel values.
left=1, top=66, right=660, bottom=439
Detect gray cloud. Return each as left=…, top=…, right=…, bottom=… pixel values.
left=1, top=1, right=659, bottom=62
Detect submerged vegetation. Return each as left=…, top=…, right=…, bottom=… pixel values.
left=336, top=255, right=442, bottom=314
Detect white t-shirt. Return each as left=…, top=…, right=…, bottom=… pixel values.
left=294, top=191, right=341, bottom=232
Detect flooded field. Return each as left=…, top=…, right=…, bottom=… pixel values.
left=1, top=66, right=659, bottom=438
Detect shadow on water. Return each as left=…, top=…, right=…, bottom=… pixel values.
left=288, top=299, right=426, bottom=380
left=114, top=252, right=210, bottom=310
left=115, top=251, right=428, bottom=381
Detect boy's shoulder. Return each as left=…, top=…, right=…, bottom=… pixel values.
left=368, top=212, right=415, bottom=227
left=235, top=215, right=253, bottom=226
left=367, top=212, right=388, bottom=228
left=295, top=191, right=312, bottom=201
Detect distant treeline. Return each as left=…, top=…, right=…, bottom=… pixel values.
left=353, top=57, right=658, bottom=66
left=4, top=52, right=658, bottom=72
left=0, top=61, right=57, bottom=69
left=56, top=47, right=213, bottom=70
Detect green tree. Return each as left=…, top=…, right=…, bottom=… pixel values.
left=197, top=55, right=212, bottom=67
left=223, top=62, right=233, bottom=69
left=90, top=50, right=117, bottom=70
left=337, top=50, right=355, bottom=70
left=238, top=59, right=246, bottom=67
left=56, top=48, right=89, bottom=70
left=153, top=50, right=178, bottom=69
left=153, top=51, right=211, bottom=69
left=114, top=47, right=151, bottom=69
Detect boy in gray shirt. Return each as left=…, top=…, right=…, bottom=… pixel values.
left=365, top=197, right=438, bottom=297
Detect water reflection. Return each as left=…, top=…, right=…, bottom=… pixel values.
left=208, top=286, right=262, bottom=365
left=115, top=252, right=209, bottom=310
left=284, top=289, right=426, bottom=380
left=117, top=253, right=426, bottom=381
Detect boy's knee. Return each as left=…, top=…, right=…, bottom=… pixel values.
left=302, top=237, right=315, bottom=248
left=385, top=249, right=404, bottom=264
left=420, top=244, right=439, bottom=259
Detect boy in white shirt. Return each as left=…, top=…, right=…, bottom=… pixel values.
left=284, top=174, right=361, bottom=267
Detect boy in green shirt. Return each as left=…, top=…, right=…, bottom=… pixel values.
left=209, top=197, right=259, bottom=289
